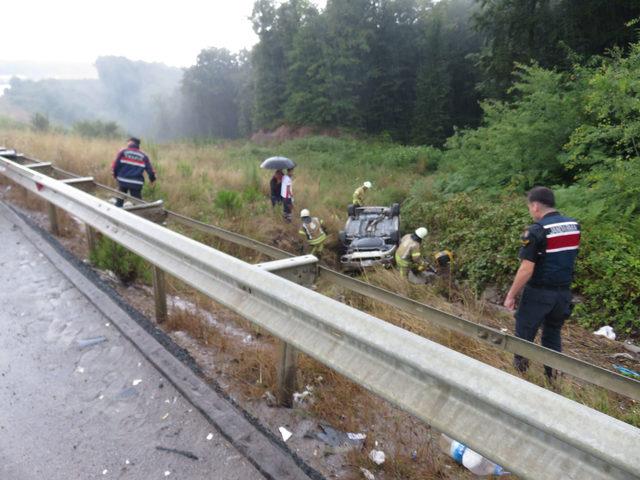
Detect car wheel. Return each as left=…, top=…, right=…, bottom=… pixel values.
left=347, top=204, right=356, bottom=218
left=391, top=203, right=400, bottom=217
left=390, top=230, right=399, bottom=244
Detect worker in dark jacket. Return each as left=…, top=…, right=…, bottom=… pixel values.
left=504, top=186, right=581, bottom=379
left=112, top=137, right=156, bottom=207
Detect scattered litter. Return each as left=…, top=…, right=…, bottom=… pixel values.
left=132, top=379, right=142, bottom=386
left=609, top=353, right=635, bottom=361
left=614, top=365, right=640, bottom=379
left=315, top=375, right=324, bottom=383
left=137, top=362, right=142, bottom=367
left=206, top=433, right=214, bottom=441
left=594, top=326, right=616, bottom=340
left=99, top=395, right=104, bottom=400
left=360, top=467, right=375, bottom=480
left=102, top=469, right=108, bottom=475
left=279, top=426, right=293, bottom=442
left=75, top=366, right=85, bottom=374
left=368, top=449, right=386, bottom=465
left=262, top=390, right=277, bottom=407
left=161, top=413, right=169, bottom=420
left=164, top=471, right=171, bottom=477
left=293, top=389, right=313, bottom=406
left=316, top=424, right=366, bottom=449
left=156, top=446, right=199, bottom=461
left=440, top=434, right=508, bottom=476
left=165, top=399, right=171, bottom=404
left=77, top=336, right=108, bottom=349
left=118, top=387, right=138, bottom=399
left=105, top=323, right=110, bottom=327
left=623, top=340, right=640, bottom=355
left=500, top=327, right=508, bottom=333
left=125, top=459, right=130, bottom=465
left=411, top=450, right=418, bottom=461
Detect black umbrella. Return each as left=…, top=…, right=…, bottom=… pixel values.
left=260, top=156, right=296, bottom=170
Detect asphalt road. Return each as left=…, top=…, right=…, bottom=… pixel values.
left=0, top=202, right=269, bottom=480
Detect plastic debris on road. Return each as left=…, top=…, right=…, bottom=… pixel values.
left=206, top=433, right=214, bottom=441
left=316, top=424, right=366, bottom=449
left=77, top=336, right=108, bottom=349
left=75, top=366, right=85, bottom=373
left=368, top=449, right=386, bottom=465
left=279, top=426, right=293, bottom=442
left=132, top=379, right=142, bottom=386
left=594, top=325, right=616, bottom=340
left=360, top=467, right=375, bottom=480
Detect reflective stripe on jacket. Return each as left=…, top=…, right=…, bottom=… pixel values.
left=299, top=217, right=326, bottom=245
left=112, top=147, right=155, bottom=186
left=395, top=234, right=421, bottom=267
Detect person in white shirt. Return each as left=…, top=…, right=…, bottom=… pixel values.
left=280, top=168, right=294, bottom=222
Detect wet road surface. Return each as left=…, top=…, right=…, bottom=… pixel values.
left=0, top=202, right=267, bottom=480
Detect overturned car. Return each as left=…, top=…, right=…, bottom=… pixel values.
left=338, top=203, right=400, bottom=271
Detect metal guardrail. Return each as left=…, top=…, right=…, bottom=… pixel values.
left=4, top=152, right=639, bottom=403
left=2, top=153, right=640, bottom=479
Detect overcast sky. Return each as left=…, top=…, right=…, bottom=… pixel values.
left=1, top=0, right=305, bottom=70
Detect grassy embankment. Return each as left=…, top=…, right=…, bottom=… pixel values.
left=1, top=129, right=637, bottom=478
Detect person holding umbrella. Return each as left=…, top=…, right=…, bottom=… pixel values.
left=260, top=156, right=297, bottom=222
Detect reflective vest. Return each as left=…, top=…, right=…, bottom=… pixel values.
left=352, top=186, right=367, bottom=206
left=395, top=234, right=421, bottom=268
left=529, top=213, right=581, bottom=288
left=299, top=217, right=326, bottom=245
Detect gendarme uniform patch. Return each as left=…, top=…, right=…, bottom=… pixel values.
left=521, top=229, right=530, bottom=246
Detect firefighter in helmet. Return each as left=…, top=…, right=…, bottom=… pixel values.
left=298, top=209, right=327, bottom=257
left=395, top=227, right=428, bottom=277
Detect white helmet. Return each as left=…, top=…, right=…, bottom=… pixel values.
left=300, top=208, right=310, bottom=218
left=363, top=181, right=372, bottom=189
left=415, top=227, right=428, bottom=239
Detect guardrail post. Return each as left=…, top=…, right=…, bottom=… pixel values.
left=152, top=265, right=168, bottom=323
left=85, top=225, right=97, bottom=259
left=47, top=202, right=59, bottom=235
left=276, top=341, right=298, bottom=408
left=255, top=256, right=318, bottom=406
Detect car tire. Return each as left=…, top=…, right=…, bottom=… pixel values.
left=390, top=230, right=399, bottom=244
left=347, top=204, right=356, bottom=218
left=339, top=230, right=347, bottom=245
left=390, top=203, right=400, bottom=217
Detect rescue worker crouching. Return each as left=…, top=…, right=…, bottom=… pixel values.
left=395, top=227, right=428, bottom=277
left=352, top=181, right=372, bottom=207
left=298, top=209, right=327, bottom=257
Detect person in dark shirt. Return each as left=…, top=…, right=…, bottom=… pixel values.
left=270, top=170, right=283, bottom=207
left=111, top=137, right=156, bottom=207
left=504, top=186, right=581, bottom=378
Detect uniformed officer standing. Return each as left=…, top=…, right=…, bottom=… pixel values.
left=504, top=187, right=581, bottom=378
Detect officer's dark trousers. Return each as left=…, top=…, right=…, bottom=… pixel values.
left=514, top=285, right=572, bottom=378
left=116, top=184, right=142, bottom=207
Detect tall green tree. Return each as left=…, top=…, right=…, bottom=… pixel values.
left=181, top=48, right=244, bottom=138
left=473, top=0, right=640, bottom=99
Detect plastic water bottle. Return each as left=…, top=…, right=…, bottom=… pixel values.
left=439, top=434, right=509, bottom=476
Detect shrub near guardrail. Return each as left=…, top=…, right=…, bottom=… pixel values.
left=89, top=236, right=150, bottom=284
left=403, top=188, right=640, bottom=335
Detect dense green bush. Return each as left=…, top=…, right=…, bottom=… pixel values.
left=214, top=189, right=243, bottom=213
left=405, top=45, right=640, bottom=334
left=72, top=119, right=121, bottom=138
left=90, top=236, right=149, bottom=284
left=403, top=190, right=528, bottom=293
